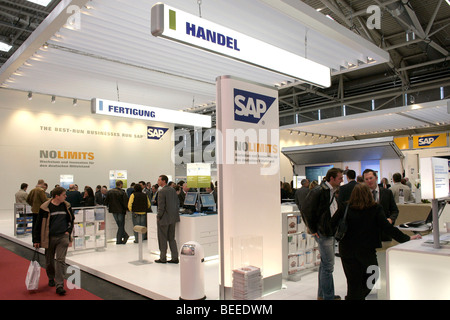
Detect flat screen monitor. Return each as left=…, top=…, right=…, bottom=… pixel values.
left=184, top=192, right=197, bottom=206
left=200, top=193, right=215, bottom=208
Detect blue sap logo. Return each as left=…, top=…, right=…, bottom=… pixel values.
left=147, top=126, right=169, bottom=140
left=418, top=135, right=439, bottom=147
left=234, top=89, right=276, bottom=124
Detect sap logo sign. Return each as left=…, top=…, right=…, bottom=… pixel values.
left=418, top=136, right=439, bottom=147
left=234, top=89, right=276, bottom=124
left=147, top=126, right=169, bottom=140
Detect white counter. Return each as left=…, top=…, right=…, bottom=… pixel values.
left=147, top=212, right=218, bottom=259
left=386, top=231, right=450, bottom=300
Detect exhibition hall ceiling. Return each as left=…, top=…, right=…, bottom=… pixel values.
left=0, top=0, right=449, bottom=139
left=0, top=0, right=387, bottom=109
left=281, top=99, right=450, bottom=140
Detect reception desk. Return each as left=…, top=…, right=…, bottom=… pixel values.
left=386, top=232, right=450, bottom=300
left=147, top=212, right=218, bottom=258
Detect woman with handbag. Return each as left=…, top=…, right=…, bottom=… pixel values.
left=331, top=183, right=421, bottom=300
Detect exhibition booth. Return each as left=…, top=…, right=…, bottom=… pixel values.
left=1, top=0, right=450, bottom=301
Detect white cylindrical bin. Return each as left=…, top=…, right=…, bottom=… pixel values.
left=179, top=241, right=206, bottom=300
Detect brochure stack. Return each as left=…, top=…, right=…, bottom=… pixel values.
left=232, top=265, right=262, bottom=300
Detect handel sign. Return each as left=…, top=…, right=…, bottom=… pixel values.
left=151, top=3, right=330, bottom=88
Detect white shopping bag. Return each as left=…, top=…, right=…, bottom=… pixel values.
left=25, top=250, right=41, bottom=291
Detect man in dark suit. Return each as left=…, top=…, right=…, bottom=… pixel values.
left=155, top=174, right=180, bottom=264
left=363, top=169, right=399, bottom=241
left=294, top=179, right=310, bottom=211
left=338, top=170, right=357, bottom=204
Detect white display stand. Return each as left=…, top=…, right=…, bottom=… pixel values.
left=69, top=206, right=107, bottom=252
left=13, top=203, right=33, bottom=237
left=386, top=232, right=450, bottom=300
left=281, top=204, right=319, bottom=281
left=147, top=212, right=218, bottom=258
left=419, top=157, right=449, bottom=248
left=216, top=76, right=282, bottom=299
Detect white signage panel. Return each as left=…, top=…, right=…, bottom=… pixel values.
left=420, top=157, right=449, bottom=199
left=91, top=98, right=211, bottom=128
left=151, top=3, right=331, bottom=88
left=216, top=76, right=281, bottom=296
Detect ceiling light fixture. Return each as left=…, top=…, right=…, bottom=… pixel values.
left=26, top=0, right=53, bottom=7
left=0, top=41, right=12, bottom=52
left=51, top=95, right=56, bottom=104
left=28, top=92, right=33, bottom=100
left=73, top=99, right=78, bottom=107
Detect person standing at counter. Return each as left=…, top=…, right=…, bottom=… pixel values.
left=155, top=174, right=180, bottom=264
left=128, top=183, right=150, bottom=242
left=105, top=180, right=129, bottom=244
left=81, top=186, right=95, bottom=207
left=294, top=178, right=310, bottom=211
left=390, top=172, right=414, bottom=203
left=338, top=170, right=357, bottom=204
left=331, top=183, right=422, bottom=300
left=15, top=183, right=28, bottom=204
left=177, top=181, right=188, bottom=207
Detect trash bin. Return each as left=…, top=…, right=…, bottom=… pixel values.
left=179, top=241, right=206, bottom=300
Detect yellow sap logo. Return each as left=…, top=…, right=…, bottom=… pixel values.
left=413, top=134, right=447, bottom=149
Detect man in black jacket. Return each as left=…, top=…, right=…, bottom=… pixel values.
left=294, top=178, right=310, bottom=211
left=105, top=180, right=129, bottom=244
left=338, top=169, right=357, bottom=204
left=301, top=168, right=343, bottom=300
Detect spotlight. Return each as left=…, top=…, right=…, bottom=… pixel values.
left=73, top=98, right=78, bottom=106
left=27, top=92, right=32, bottom=100
left=51, top=95, right=56, bottom=104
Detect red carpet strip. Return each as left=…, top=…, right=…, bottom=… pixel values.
left=0, top=246, right=102, bottom=300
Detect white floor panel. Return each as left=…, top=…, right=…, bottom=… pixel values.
left=0, top=214, right=387, bottom=300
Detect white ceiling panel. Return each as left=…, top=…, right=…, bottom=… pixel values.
left=281, top=100, right=450, bottom=138
left=0, top=0, right=390, bottom=110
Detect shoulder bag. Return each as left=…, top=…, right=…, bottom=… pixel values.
left=334, top=204, right=349, bottom=242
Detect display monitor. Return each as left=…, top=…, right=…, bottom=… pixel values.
left=200, top=193, right=216, bottom=208
left=183, top=192, right=198, bottom=207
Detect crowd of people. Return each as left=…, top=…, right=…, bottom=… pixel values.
left=17, top=170, right=418, bottom=299
left=16, top=176, right=217, bottom=296
left=295, top=168, right=422, bottom=300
